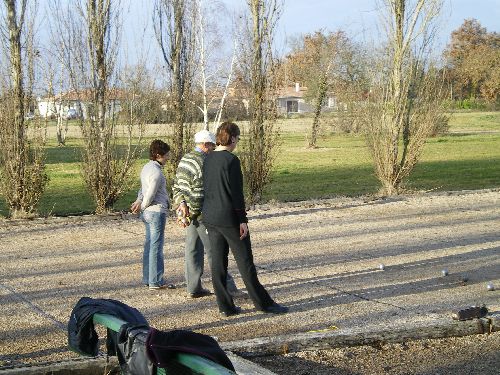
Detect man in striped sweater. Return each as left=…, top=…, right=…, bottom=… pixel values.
left=173, top=130, right=239, bottom=298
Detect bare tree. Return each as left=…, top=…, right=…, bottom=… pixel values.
left=39, top=53, right=70, bottom=145
left=302, top=32, right=335, bottom=148
left=282, top=31, right=334, bottom=147
left=191, top=0, right=237, bottom=131
left=153, top=0, right=196, bottom=171
left=212, top=44, right=237, bottom=130
left=309, top=64, right=330, bottom=147
left=364, top=0, right=446, bottom=195
left=239, top=0, right=282, bottom=205
left=46, top=2, right=77, bottom=145
left=54, top=58, right=70, bottom=146
left=0, top=0, right=47, bottom=218
left=51, top=0, right=145, bottom=214
left=193, top=0, right=210, bottom=129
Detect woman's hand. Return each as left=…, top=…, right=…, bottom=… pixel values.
left=239, top=223, right=249, bottom=240
left=130, top=200, right=142, bottom=214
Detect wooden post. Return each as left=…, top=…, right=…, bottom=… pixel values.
left=222, top=316, right=499, bottom=357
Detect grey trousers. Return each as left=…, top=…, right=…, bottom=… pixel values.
left=185, top=218, right=238, bottom=294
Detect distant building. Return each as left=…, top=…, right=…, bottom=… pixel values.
left=37, top=89, right=123, bottom=120
left=276, top=83, right=337, bottom=114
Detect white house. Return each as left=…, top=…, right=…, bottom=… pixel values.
left=276, top=83, right=337, bottom=114
left=37, top=89, right=122, bottom=120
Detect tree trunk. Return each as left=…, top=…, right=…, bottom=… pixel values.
left=56, top=114, right=65, bottom=145
left=6, top=0, right=26, bottom=212
left=251, top=0, right=265, bottom=136
left=309, top=71, right=328, bottom=148
left=171, top=0, right=185, bottom=165
left=388, top=0, right=405, bottom=192
left=248, top=0, right=266, bottom=202
left=223, top=317, right=498, bottom=356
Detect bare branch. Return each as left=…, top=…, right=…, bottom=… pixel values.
left=365, top=0, right=446, bottom=195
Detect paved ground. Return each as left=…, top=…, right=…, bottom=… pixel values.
left=0, top=189, right=499, bottom=372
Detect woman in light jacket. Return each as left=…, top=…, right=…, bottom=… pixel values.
left=131, top=139, right=175, bottom=290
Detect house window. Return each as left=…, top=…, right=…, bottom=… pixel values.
left=286, top=100, right=298, bottom=113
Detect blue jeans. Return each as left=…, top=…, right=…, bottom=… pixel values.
left=141, top=210, right=167, bottom=287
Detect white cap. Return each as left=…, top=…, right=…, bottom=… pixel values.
left=194, top=129, right=216, bottom=144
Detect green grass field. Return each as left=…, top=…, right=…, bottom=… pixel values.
left=0, top=111, right=498, bottom=217
left=447, top=111, right=500, bottom=132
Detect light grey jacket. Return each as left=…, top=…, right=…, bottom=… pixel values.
left=137, top=160, right=170, bottom=213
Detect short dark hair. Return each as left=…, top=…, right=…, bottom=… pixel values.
left=216, top=122, right=240, bottom=146
left=149, top=139, right=170, bottom=160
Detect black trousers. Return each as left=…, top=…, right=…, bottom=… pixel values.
left=205, top=224, right=274, bottom=313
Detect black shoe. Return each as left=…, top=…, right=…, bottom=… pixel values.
left=262, top=303, right=288, bottom=314
left=149, top=283, right=176, bottom=290
left=220, top=306, right=241, bottom=318
left=189, top=289, right=213, bottom=299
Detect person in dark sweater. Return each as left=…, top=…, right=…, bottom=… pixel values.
left=202, top=122, right=288, bottom=317
left=172, top=130, right=240, bottom=299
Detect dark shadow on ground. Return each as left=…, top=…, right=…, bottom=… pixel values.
left=250, top=355, right=362, bottom=375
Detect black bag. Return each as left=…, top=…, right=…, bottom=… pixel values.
left=116, top=324, right=155, bottom=375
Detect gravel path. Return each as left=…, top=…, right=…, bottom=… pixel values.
left=252, top=331, right=500, bottom=374
left=0, top=189, right=499, bottom=372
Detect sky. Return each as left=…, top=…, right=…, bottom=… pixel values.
left=275, top=0, right=499, bottom=41
left=120, top=0, right=500, bottom=65
left=241, top=0, right=500, bottom=52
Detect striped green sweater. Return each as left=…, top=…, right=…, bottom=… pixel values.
left=172, top=150, right=205, bottom=217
